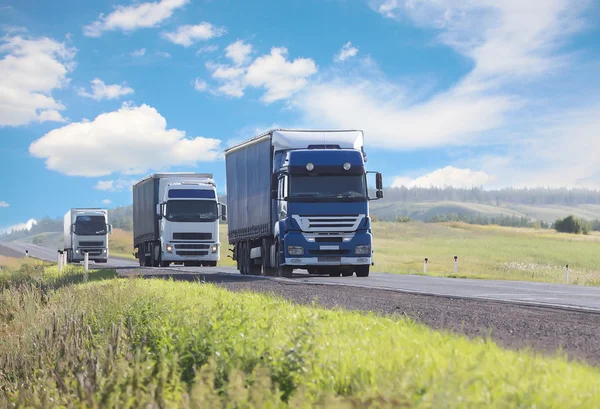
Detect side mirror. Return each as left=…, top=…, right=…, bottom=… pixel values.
left=271, top=189, right=278, bottom=200
left=221, top=204, right=227, bottom=221
left=107, top=224, right=113, bottom=234
left=376, top=190, right=384, bottom=199
left=70, top=224, right=75, bottom=233
left=157, top=203, right=165, bottom=219
left=376, top=172, right=383, bottom=190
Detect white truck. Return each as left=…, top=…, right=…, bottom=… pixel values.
left=133, top=173, right=227, bottom=267
left=63, top=208, right=112, bottom=264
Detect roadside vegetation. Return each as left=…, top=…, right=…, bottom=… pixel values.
left=1, top=262, right=599, bottom=408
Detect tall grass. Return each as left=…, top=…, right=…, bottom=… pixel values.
left=1, top=264, right=599, bottom=408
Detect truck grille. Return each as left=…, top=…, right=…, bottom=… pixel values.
left=176, top=250, right=209, bottom=256
left=175, top=244, right=210, bottom=250
left=173, top=233, right=212, bottom=240
left=293, top=215, right=363, bottom=232
left=309, top=250, right=350, bottom=256
left=79, top=241, right=104, bottom=247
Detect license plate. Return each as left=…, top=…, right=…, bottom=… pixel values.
left=319, top=256, right=341, bottom=262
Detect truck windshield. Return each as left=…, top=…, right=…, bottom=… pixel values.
left=74, top=216, right=107, bottom=235
left=166, top=200, right=218, bottom=222
left=289, top=174, right=367, bottom=202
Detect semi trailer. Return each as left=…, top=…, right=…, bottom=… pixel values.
left=132, top=173, right=227, bottom=267
left=225, top=129, right=383, bottom=278
left=63, top=208, right=112, bottom=263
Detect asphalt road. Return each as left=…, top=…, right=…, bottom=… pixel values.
left=3, top=240, right=600, bottom=312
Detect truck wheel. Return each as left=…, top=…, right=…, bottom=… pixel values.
left=329, top=271, right=341, bottom=277
left=261, top=239, right=277, bottom=276
left=160, top=261, right=170, bottom=267
left=276, top=241, right=293, bottom=278
left=355, top=266, right=370, bottom=277
left=206, top=261, right=217, bottom=267
left=342, top=270, right=353, bottom=277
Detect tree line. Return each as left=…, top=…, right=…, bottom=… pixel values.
left=383, top=186, right=600, bottom=205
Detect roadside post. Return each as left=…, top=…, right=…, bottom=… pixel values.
left=454, top=256, right=458, bottom=274
left=566, top=264, right=569, bottom=284
left=25, top=250, right=28, bottom=258
left=84, top=252, right=89, bottom=281
left=58, top=250, right=63, bottom=272
left=424, top=258, right=428, bottom=273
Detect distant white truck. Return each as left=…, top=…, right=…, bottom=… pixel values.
left=132, top=173, right=227, bottom=267
left=63, top=208, right=112, bottom=264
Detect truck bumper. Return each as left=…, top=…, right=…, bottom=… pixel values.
left=282, top=230, right=373, bottom=267
left=285, top=256, right=372, bottom=266
left=161, top=242, right=220, bottom=262
left=72, top=249, right=108, bottom=261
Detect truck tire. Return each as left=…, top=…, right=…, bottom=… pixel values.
left=355, top=266, right=370, bottom=277
left=261, top=239, right=277, bottom=276
left=275, top=241, right=293, bottom=278
left=341, top=270, right=353, bottom=277
left=329, top=271, right=341, bottom=277
left=160, top=261, right=170, bottom=267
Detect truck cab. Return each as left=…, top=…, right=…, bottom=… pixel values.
left=64, top=208, right=112, bottom=264
left=157, top=180, right=225, bottom=266
left=273, top=145, right=383, bottom=277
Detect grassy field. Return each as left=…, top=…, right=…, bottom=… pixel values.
left=1, top=262, right=600, bottom=408
left=374, top=222, right=600, bottom=285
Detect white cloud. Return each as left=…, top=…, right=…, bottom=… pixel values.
left=102, top=199, right=112, bottom=205
left=225, top=40, right=252, bottom=66
left=156, top=51, right=171, bottom=58
left=1, top=219, right=36, bottom=234
left=206, top=45, right=317, bottom=102
left=193, top=78, right=208, bottom=92
left=95, top=179, right=135, bottom=191
left=0, top=201, right=9, bottom=208
left=77, top=78, right=134, bottom=101
left=196, top=45, right=219, bottom=55
left=335, top=41, right=359, bottom=62
left=131, top=48, right=146, bottom=57
left=392, top=166, right=495, bottom=188
left=161, top=22, right=226, bottom=47
left=0, top=34, right=76, bottom=126
left=83, top=0, right=190, bottom=37
left=29, top=103, right=222, bottom=177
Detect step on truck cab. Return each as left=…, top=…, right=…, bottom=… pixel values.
left=225, top=129, right=384, bottom=278
left=64, top=208, right=112, bottom=264
left=133, top=173, right=227, bottom=267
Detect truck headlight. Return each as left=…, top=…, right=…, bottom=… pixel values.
left=166, top=244, right=173, bottom=253
left=288, top=246, right=304, bottom=256
left=355, top=245, right=371, bottom=255
left=211, top=244, right=218, bottom=253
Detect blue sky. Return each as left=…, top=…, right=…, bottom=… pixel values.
left=1, top=0, right=600, bottom=230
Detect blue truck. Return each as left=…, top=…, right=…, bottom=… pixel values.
left=224, top=129, right=383, bottom=278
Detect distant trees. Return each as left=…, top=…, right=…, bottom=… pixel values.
left=554, top=215, right=591, bottom=235
left=425, top=213, right=550, bottom=229
left=383, top=186, right=600, bottom=206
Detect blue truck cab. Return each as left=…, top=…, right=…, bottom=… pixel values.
left=225, top=129, right=383, bottom=278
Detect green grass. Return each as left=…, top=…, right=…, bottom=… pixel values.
left=1, top=264, right=600, bottom=408
left=373, top=222, right=600, bottom=285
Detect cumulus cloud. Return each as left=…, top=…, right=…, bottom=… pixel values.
left=196, top=45, right=218, bottom=55
left=161, top=22, right=226, bottom=47
left=335, top=41, right=359, bottom=62
left=83, top=0, right=189, bottom=37
left=131, top=48, right=146, bottom=57
left=77, top=78, right=134, bottom=101
left=95, top=179, right=135, bottom=191
left=1, top=219, right=36, bottom=234
left=29, top=103, right=222, bottom=177
left=0, top=34, right=76, bottom=126
left=206, top=45, right=317, bottom=102
left=0, top=201, right=9, bottom=207
left=225, top=40, right=252, bottom=65
left=193, top=78, right=208, bottom=92
left=392, top=166, right=495, bottom=188
left=102, top=199, right=112, bottom=205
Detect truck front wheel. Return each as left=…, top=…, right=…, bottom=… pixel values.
left=275, top=241, right=293, bottom=278
left=355, top=266, right=370, bottom=277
